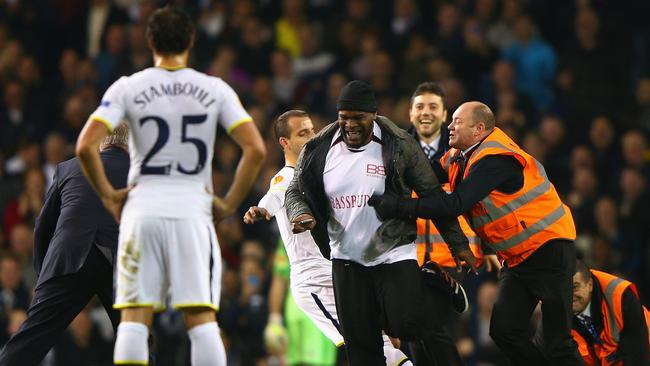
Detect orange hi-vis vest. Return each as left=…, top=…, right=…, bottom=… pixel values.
left=571, top=270, right=650, bottom=366
left=440, top=127, right=576, bottom=267
left=414, top=184, right=482, bottom=267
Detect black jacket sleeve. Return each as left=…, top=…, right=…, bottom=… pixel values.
left=617, top=288, right=649, bottom=365
left=33, top=165, right=62, bottom=276
left=415, top=155, right=523, bottom=220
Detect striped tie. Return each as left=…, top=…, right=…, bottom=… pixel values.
left=423, top=145, right=434, bottom=160
left=576, top=314, right=601, bottom=344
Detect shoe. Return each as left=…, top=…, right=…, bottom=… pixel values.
left=421, top=261, right=469, bottom=314
left=449, top=277, right=469, bottom=314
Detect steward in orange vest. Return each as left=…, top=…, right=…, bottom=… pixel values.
left=369, top=101, right=583, bottom=366
left=571, top=261, right=649, bottom=365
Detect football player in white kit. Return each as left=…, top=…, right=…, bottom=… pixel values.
left=244, top=110, right=412, bottom=366
left=75, top=7, right=266, bottom=366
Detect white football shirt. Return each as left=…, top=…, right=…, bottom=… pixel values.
left=90, top=67, right=252, bottom=219
left=323, top=123, right=415, bottom=266
left=258, top=166, right=332, bottom=287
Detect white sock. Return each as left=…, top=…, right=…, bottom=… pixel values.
left=188, top=322, right=226, bottom=366
left=114, top=322, right=149, bottom=365
left=382, top=335, right=412, bottom=366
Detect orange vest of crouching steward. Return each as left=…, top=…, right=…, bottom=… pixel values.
left=571, top=270, right=650, bottom=365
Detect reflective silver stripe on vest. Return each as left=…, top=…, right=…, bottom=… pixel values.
left=417, top=233, right=479, bottom=245
left=603, top=278, right=624, bottom=342
left=444, top=153, right=453, bottom=172
left=471, top=140, right=513, bottom=159
left=490, top=204, right=566, bottom=251
left=471, top=161, right=551, bottom=228
left=472, top=140, right=550, bottom=179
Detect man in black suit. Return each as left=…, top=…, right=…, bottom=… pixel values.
left=0, top=124, right=129, bottom=366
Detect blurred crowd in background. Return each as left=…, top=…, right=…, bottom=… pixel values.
left=0, top=0, right=649, bottom=365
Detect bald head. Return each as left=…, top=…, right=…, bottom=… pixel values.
left=449, top=101, right=496, bottom=150
left=465, top=101, right=496, bottom=130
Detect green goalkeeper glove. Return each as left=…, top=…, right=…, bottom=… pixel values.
left=264, top=313, right=288, bottom=355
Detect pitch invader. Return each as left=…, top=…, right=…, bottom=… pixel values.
left=244, top=110, right=411, bottom=366
left=76, top=6, right=266, bottom=366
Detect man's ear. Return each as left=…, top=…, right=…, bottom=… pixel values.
left=279, top=137, right=289, bottom=150
left=474, top=121, right=486, bottom=136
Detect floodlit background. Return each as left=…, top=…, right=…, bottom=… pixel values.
left=0, top=0, right=648, bottom=365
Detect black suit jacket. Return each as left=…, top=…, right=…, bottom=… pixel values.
left=33, top=147, right=129, bottom=286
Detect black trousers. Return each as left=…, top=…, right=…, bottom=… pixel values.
left=332, top=259, right=449, bottom=366
left=489, top=240, right=583, bottom=366
left=408, top=269, right=465, bottom=366
left=0, top=245, right=119, bottom=366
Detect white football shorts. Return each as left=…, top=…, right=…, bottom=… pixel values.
left=114, top=217, right=221, bottom=311
left=290, top=282, right=344, bottom=346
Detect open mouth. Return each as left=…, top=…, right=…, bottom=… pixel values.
left=345, top=130, right=362, bottom=140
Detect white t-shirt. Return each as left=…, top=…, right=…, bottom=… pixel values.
left=258, top=166, right=332, bottom=287
left=90, top=67, right=252, bottom=219
left=323, top=123, right=415, bottom=266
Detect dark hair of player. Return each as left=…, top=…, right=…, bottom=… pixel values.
left=146, top=6, right=195, bottom=56
left=273, top=110, right=309, bottom=141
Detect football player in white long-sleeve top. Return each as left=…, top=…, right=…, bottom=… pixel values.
left=244, top=110, right=411, bottom=366
left=76, top=6, right=266, bottom=366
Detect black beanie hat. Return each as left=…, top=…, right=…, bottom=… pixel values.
left=336, top=80, right=377, bottom=112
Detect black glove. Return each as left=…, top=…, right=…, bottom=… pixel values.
left=368, top=194, right=418, bottom=221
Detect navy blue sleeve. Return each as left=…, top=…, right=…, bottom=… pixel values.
left=33, top=165, right=62, bottom=275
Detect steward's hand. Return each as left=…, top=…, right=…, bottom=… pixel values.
left=454, top=249, right=478, bottom=275
left=483, top=254, right=502, bottom=274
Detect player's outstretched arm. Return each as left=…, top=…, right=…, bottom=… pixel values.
left=243, top=206, right=272, bottom=224
left=76, top=119, right=130, bottom=222
left=218, top=121, right=266, bottom=217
